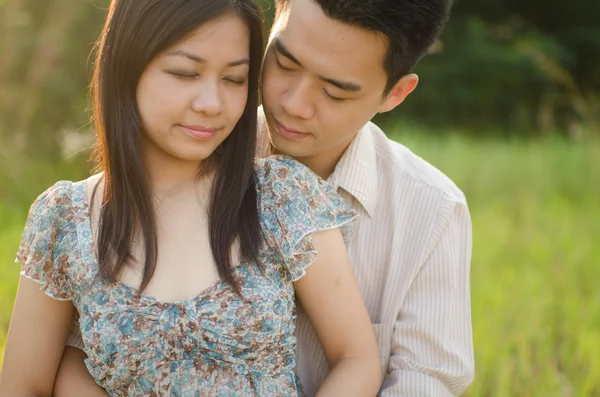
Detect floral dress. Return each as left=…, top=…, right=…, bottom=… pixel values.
left=15, top=156, right=357, bottom=396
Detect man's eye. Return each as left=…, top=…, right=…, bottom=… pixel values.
left=275, top=58, right=293, bottom=71
left=324, top=90, right=346, bottom=103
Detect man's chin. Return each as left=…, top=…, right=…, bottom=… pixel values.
left=270, top=140, right=311, bottom=159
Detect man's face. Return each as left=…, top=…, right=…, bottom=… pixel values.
left=261, top=0, right=391, bottom=169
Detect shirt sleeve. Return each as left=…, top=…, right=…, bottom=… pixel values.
left=65, top=317, right=86, bottom=350
left=380, top=201, right=475, bottom=396
left=257, top=155, right=358, bottom=281
left=15, top=181, right=77, bottom=301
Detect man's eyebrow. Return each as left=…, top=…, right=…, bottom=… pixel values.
left=274, top=38, right=362, bottom=93
left=320, top=76, right=362, bottom=93
left=273, top=38, right=302, bottom=67
left=165, top=50, right=249, bottom=67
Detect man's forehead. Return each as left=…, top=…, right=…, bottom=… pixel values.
left=272, top=21, right=388, bottom=82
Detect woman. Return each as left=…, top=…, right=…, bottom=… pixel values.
left=0, top=0, right=381, bottom=396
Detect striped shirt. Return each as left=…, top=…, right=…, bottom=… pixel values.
left=67, top=116, right=474, bottom=396
left=291, top=121, right=474, bottom=396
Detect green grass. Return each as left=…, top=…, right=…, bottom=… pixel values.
left=389, top=130, right=600, bottom=397
left=0, top=209, right=24, bottom=360
left=1, top=133, right=599, bottom=396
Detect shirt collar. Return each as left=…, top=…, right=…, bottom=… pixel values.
left=327, top=124, right=378, bottom=217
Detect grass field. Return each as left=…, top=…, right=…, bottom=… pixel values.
left=1, top=131, right=599, bottom=396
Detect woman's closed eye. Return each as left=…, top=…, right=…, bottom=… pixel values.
left=223, top=76, right=247, bottom=86
left=167, top=70, right=199, bottom=80
left=166, top=70, right=246, bottom=86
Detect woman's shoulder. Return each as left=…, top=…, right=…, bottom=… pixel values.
left=28, top=174, right=101, bottom=218
left=254, top=155, right=314, bottom=181
left=16, top=176, right=100, bottom=301
left=253, top=155, right=352, bottom=216
left=253, top=155, right=322, bottom=198
left=28, top=180, right=78, bottom=218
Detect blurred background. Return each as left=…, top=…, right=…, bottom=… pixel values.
left=0, top=0, right=599, bottom=395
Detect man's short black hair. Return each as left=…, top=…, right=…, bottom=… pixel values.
left=275, top=0, right=451, bottom=95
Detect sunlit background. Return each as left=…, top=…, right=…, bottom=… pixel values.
left=1, top=1, right=599, bottom=395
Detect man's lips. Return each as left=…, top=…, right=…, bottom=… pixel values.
left=274, top=119, right=310, bottom=140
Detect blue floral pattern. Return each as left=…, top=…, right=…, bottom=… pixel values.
left=15, top=156, right=357, bottom=396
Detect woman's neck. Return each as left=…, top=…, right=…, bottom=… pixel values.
left=142, top=137, right=207, bottom=197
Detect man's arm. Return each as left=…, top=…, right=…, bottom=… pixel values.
left=380, top=202, right=474, bottom=396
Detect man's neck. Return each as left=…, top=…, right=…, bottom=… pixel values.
left=274, top=138, right=353, bottom=180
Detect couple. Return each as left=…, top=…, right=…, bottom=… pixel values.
left=0, top=0, right=474, bottom=395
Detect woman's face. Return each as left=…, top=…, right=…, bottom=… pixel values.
left=136, top=12, right=250, bottom=166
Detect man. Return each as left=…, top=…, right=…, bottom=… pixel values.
left=55, top=0, right=474, bottom=395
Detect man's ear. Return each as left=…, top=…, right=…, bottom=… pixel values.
left=378, top=74, right=419, bottom=113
